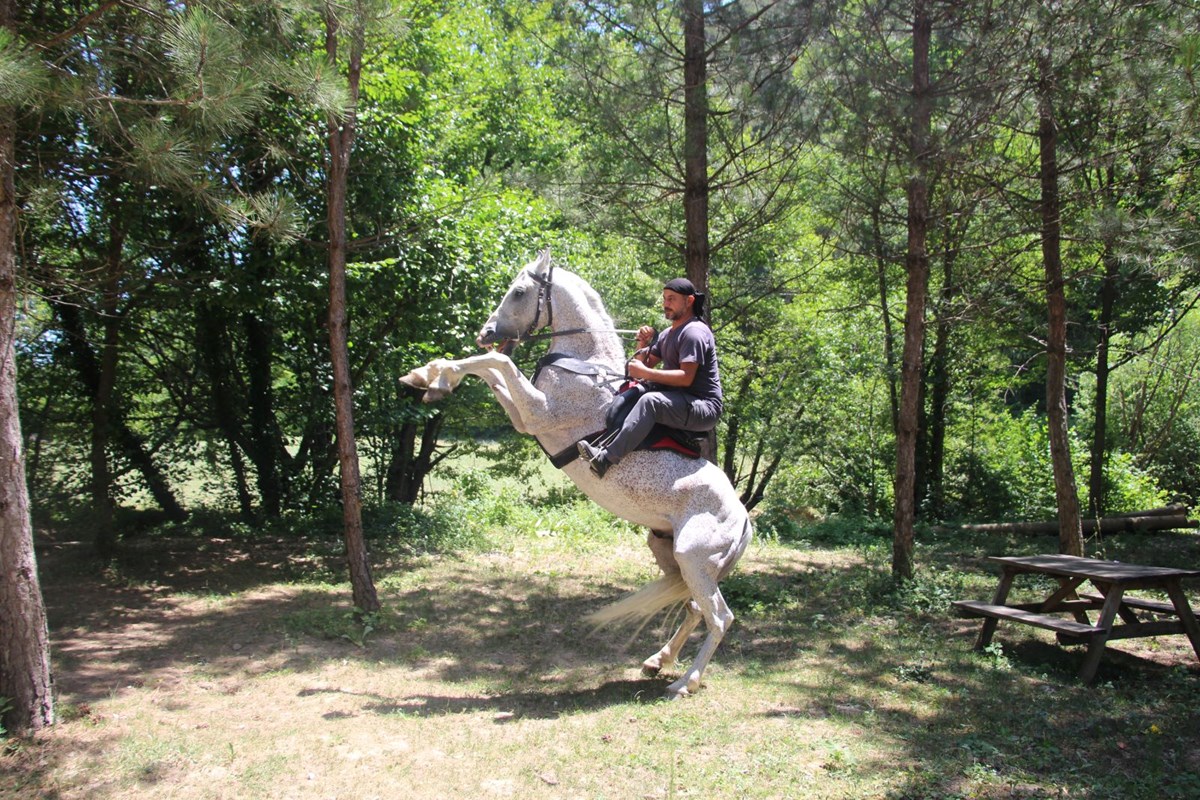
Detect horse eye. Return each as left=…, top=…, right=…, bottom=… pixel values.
left=513, top=288, right=526, bottom=298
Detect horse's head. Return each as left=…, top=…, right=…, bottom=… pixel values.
left=476, top=249, right=554, bottom=353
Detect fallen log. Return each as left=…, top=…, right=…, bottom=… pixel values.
left=1107, top=504, right=1190, bottom=519
left=959, top=514, right=1198, bottom=536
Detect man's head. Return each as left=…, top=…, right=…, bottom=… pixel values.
left=662, top=278, right=705, bottom=321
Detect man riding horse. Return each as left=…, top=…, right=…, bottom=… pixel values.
left=400, top=251, right=750, bottom=698
left=577, top=278, right=724, bottom=478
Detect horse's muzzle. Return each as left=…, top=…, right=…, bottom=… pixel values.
left=476, top=327, right=516, bottom=356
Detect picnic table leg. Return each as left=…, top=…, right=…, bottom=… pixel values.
left=1078, top=587, right=1124, bottom=684
left=1164, top=581, right=1200, bottom=662
left=974, top=568, right=1016, bottom=651
left=1040, top=576, right=1088, bottom=622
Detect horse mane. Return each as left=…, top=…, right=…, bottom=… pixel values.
left=557, top=268, right=616, bottom=329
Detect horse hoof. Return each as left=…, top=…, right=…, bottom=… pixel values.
left=399, top=371, right=428, bottom=390
left=665, top=675, right=700, bottom=698
left=663, top=686, right=690, bottom=701
left=642, top=662, right=661, bottom=677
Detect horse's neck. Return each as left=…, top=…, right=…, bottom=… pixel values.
left=551, top=277, right=625, bottom=367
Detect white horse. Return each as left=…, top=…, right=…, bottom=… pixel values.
left=400, top=250, right=752, bottom=698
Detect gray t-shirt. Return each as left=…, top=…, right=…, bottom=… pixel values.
left=650, top=318, right=723, bottom=407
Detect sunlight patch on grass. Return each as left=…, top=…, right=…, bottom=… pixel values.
left=16, top=522, right=1200, bottom=800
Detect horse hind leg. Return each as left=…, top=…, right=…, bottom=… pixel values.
left=642, top=600, right=702, bottom=676
left=640, top=530, right=699, bottom=676
left=664, top=525, right=738, bottom=699
left=667, top=579, right=733, bottom=699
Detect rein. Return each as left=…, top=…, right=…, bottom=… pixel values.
left=521, top=326, right=642, bottom=342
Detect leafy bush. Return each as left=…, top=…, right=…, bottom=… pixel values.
left=942, top=406, right=1061, bottom=521
left=1101, top=451, right=1170, bottom=512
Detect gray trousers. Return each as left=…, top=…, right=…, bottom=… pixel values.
left=602, top=390, right=721, bottom=464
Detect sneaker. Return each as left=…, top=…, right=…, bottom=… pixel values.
left=576, top=440, right=610, bottom=478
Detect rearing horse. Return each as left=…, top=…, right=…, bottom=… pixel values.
left=401, top=249, right=752, bottom=698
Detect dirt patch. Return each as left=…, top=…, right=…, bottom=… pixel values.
left=6, top=530, right=1200, bottom=799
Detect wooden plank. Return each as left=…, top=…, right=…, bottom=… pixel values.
left=1100, top=620, right=1188, bottom=640
left=988, top=555, right=1200, bottom=583
left=1078, top=592, right=1188, bottom=616
left=1166, top=582, right=1200, bottom=661
left=1005, top=599, right=1098, bottom=613
left=1079, top=589, right=1126, bottom=683
left=952, top=600, right=1103, bottom=638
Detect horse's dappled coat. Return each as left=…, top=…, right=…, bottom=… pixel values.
left=400, top=250, right=752, bottom=698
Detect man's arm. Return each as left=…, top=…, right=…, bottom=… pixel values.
left=631, top=324, right=661, bottom=368
left=627, top=359, right=698, bottom=387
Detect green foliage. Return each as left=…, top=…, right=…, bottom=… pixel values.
left=1101, top=451, right=1170, bottom=512
left=942, top=406, right=1058, bottom=521
left=11, top=0, right=1200, bottom=546
left=0, top=29, right=50, bottom=106
left=1084, top=312, right=1200, bottom=506
left=283, top=603, right=399, bottom=646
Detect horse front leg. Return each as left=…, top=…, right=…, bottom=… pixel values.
left=479, top=368, right=531, bottom=434
left=400, top=359, right=455, bottom=402
left=401, top=353, right=550, bottom=433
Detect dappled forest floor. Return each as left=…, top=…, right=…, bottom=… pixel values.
left=4, top=518, right=1200, bottom=799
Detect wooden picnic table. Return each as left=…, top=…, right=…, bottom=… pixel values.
left=953, top=554, right=1200, bottom=682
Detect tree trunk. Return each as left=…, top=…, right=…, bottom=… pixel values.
left=682, top=0, right=709, bottom=295
left=1088, top=251, right=1118, bottom=517
left=1038, top=53, right=1083, bottom=556
left=385, top=412, right=445, bottom=505
left=196, top=302, right=257, bottom=521
left=926, top=244, right=959, bottom=521
left=243, top=234, right=287, bottom=517
left=874, top=209, right=900, bottom=434
left=721, top=370, right=754, bottom=486
left=54, top=300, right=187, bottom=532
left=681, top=0, right=718, bottom=464
left=892, top=2, right=932, bottom=582
left=0, top=0, right=54, bottom=729
left=85, top=215, right=126, bottom=553
left=325, top=2, right=379, bottom=615
left=959, top=513, right=1195, bottom=536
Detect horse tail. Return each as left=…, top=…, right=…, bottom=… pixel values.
left=586, top=573, right=692, bottom=629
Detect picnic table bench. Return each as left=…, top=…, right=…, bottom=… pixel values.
left=952, top=554, right=1200, bottom=682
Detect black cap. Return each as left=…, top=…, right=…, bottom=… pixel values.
left=663, top=277, right=696, bottom=296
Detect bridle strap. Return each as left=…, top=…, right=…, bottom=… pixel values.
left=523, top=260, right=555, bottom=340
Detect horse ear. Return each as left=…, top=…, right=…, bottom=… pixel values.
left=532, top=248, right=552, bottom=275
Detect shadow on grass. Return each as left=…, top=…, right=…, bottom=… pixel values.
left=735, top=531, right=1200, bottom=800
left=29, top=524, right=1200, bottom=800
left=298, top=677, right=672, bottom=721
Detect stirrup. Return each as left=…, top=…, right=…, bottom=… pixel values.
left=576, top=440, right=610, bottom=478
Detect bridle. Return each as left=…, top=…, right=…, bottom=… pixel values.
left=515, top=260, right=639, bottom=344
left=522, top=260, right=556, bottom=341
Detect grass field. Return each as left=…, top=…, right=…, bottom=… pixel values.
left=4, top=487, right=1200, bottom=799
